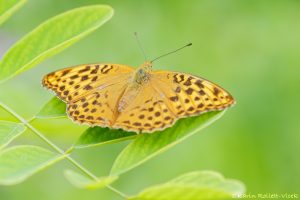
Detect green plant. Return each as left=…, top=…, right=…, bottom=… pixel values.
left=0, top=1, right=245, bottom=199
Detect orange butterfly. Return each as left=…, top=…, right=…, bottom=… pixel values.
left=43, top=43, right=235, bottom=133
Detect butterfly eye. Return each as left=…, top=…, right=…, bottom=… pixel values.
left=138, top=69, right=144, bottom=75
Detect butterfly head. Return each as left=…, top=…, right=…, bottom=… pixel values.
left=141, top=60, right=152, bottom=69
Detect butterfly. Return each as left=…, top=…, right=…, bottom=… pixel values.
left=42, top=60, right=235, bottom=133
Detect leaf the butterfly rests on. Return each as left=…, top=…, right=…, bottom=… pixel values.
left=43, top=61, right=235, bottom=133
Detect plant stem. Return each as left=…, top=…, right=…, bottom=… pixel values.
left=0, top=102, right=129, bottom=199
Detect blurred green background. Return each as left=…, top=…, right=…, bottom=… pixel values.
left=1, top=0, right=300, bottom=199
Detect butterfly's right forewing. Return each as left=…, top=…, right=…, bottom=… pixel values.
left=152, top=71, right=235, bottom=117
left=113, top=70, right=235, bottom=133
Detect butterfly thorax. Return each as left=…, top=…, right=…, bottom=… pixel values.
left=133, top=61, right=152, bottom=85
left=116, top=62, right=153, bottom=114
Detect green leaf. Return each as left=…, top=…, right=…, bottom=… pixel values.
left=0, top=5, right=113, bottom=83
left=111, top=111, right=225, bottom=175
left=36, top=97, right=66, bottom=119
left=0, top=0, right=26, bottom=26
left=129, top=171, right=245, bottom=200
left=0, top=121, right=26, bottom=150
left=0, top=145, right=65, bottom=185
left=64, top=169, right=118, bottom=190
left=36, top=97, right=136, bottom=148
left=74, top=127, right=137, bottom=149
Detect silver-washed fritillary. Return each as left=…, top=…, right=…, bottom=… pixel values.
left=42, top=60, right=235, bottom=133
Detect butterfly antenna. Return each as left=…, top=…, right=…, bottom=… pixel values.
left=134, top=32, right=148, bottom=61
left=151, top=43, right=192, bottom=63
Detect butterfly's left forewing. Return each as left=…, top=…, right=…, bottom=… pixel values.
left=43, top=64, right=134, bottom=126
left=43, top=64, right=134, bottom=102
